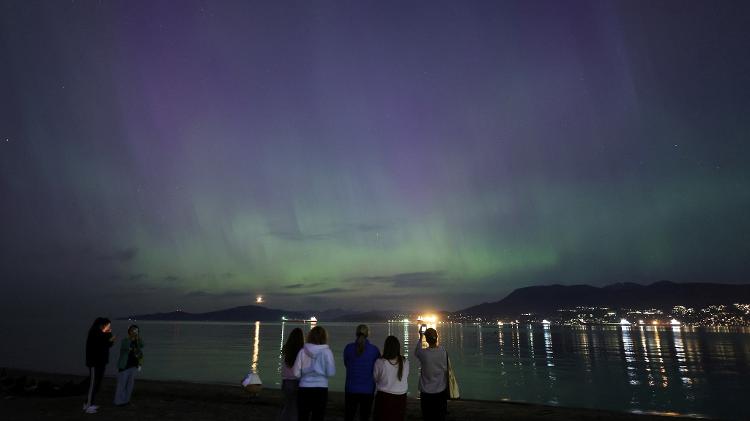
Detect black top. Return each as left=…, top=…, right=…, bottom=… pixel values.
left=86, top=330, right=113, bottom=367
left=124, top=340, right=140, bottom=371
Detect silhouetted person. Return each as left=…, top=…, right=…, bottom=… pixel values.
left=415, top=327, right=447, bottom=421
left=373, top=335, right=409, bottom=421
left=280, top=327, right=304, bottom=421
left=114, top=324, right=144, bottom=406
left=83, top=317, right=115, bottom=414
left=294, top=325, right=335, bottom=421
left=344, top=324, right=380, bottom=421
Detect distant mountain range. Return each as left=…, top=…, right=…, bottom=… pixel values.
left=458, top=281, right=750, bottom=317
left=121, top=281, right=750, bottom=322
left=122, top=305, right=304, bottom=322
left=121, top=305, right=399, bottom=323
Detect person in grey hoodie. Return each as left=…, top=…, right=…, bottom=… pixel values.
left=293, top=326, right=336, bottom=421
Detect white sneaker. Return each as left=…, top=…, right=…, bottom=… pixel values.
left=88, top=405, right=99, bottom=410
left=85, top=406, right=98, bottom=414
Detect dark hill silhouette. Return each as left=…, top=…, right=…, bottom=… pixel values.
left=459, top=281, right=750, bottom=317
left=122, top=305, right=306, bottom=322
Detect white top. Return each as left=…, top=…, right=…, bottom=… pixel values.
left=373, top=357, right=409, bottom=395
left=293, top=343, right=336, bottom=388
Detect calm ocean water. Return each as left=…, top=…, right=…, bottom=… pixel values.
left=2, top=320, right=749, bottom=419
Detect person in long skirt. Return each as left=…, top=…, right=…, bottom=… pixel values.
left=372, top=336, right=409, bottom=421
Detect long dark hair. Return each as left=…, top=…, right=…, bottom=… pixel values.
left=282, top=328, right=304, bottom=368
left=88, top=317, right=111, bottom=337
left=382, top=335, right=405, bottom=381
left=355, top=324, right=369, bottom=356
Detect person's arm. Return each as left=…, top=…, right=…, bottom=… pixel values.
left=372, top=359, right=382, bottom=383
left=292, top=349, right=304, bottom=378
left=325, top=349, right=336, bottom=378
left=414, top=331, right=424, bottom=356
left=116, top=339, right=129, bottom=370
left=343, top=344, right=350, bottom=368
left=119, top=338, right=129, bottom=355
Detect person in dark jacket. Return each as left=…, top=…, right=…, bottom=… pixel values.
left=83, top=317, right=115, bottom=414
left=113, top=324, right=144, bottom=406
left=343, top=324, right=380, bottom=421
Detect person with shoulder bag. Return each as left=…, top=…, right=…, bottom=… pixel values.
left=414, top=327, right=447, bottom=421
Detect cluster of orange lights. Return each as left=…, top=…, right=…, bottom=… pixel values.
left=416, top=314, right=439, bottom=323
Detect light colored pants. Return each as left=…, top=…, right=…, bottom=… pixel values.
left=113, top=367, right=138, bottom=405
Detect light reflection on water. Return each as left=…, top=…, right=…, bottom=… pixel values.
left=251, top=321, right=260, bottom=373
left=2, top=320, right=750, bottom=420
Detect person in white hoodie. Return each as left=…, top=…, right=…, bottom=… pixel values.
left=293, top=325, right=336, bottom=421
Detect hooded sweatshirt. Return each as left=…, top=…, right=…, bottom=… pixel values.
left=293, top=343, right=336, bottom=388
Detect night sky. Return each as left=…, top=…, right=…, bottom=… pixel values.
left=1, top=0, right=749, bottom=318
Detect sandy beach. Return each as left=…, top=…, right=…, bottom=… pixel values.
left=0, top=369, right=698, bottom=421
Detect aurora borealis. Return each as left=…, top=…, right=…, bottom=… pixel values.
left=1, top=1, right=749, bottom=317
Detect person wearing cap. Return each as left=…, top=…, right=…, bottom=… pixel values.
left=414, top=327, right=448, bottom=421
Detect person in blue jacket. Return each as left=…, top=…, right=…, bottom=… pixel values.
left=343, top=324, right=381, bottom=421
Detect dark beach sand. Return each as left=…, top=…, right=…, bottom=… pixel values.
left=1, top=369, right=697, bottom=420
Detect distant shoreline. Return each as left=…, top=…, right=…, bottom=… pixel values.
left=1, top=368, right=698, bottom=420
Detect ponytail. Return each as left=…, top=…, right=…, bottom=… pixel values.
left=355, top=324, right=369, bottom=356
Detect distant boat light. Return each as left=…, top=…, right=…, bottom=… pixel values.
left=417, top=314, right=438, bottom=324
left=670, top=319, right=681, bottom=326
left=620, top=319, right=631, bottom=325
left=256, top=295, right=264, bottom=304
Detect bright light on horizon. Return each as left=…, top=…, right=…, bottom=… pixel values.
left=417, top=314, right=438, bottom=323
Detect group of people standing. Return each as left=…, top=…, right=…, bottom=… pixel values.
left=81, top=318, right=449, bottom=420
left=82, top=317, right=144, bottom=414
left=280, top=324, right=450, bottom=421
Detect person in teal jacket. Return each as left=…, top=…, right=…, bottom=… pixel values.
left=113, top=325, right=144, bottom=406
